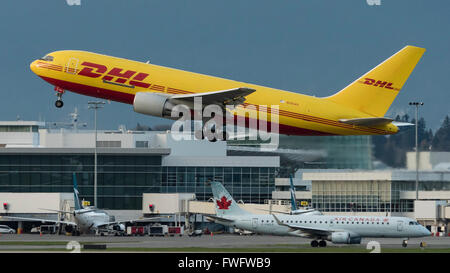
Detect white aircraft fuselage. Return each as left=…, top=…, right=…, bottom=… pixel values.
left=73, top=208, right=113, bottom=233
left=215, top=214, right=430, bottom=239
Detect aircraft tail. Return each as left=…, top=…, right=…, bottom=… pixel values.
left=73, top=173, right=83, bottom=210
left=210, top=182, right=251, bottom=216
left=325, top=45, right=425, bottom=117
left=289, top=175, right=298, bottom=211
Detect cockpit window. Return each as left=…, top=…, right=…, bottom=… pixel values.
left=409, top=221, right=420, bottom=225
left=39, top=55, right=54, bottom=62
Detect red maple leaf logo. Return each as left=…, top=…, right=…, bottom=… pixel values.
left=216, top=196, right=232, bottom=210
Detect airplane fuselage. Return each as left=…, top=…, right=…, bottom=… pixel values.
left=73, top=208, right=111, bottom=233
left=217, top=214, right=430, bottom=239
left=30, top=50, right=400, bottom=136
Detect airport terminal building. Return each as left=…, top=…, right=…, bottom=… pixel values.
left=1, top=120, right=449, bottom=235
left=0, top=121, right=278, bottom=210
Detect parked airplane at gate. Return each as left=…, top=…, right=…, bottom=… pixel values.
left=30, top=46, right=425, bottom=137
left=208, top=182, right=430, bottom=247
left=1, top=173, right=160, bottom=235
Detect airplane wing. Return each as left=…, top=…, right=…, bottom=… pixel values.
left=338, top=117, right=393, bottom=127
left=272, top=215, right=331, bottom=236
left=256, top=208, right=318, bottom=215
left=205, top=214, right=235, bottom=223
left=170, top=87, right=256, bottom=107
left=0, top=215, right=76, bottom=226
left=39, top=208, right=73, bottom=214
left=95, top=216, right=170, bottom=228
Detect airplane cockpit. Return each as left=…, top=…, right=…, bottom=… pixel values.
left=39, top=55, right=54, bottom=62
left=409, top=221, right=420, bottom=225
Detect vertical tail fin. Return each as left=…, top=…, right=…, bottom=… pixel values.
left=73, top=172, right=83, bottom=210
left=289, top=175, right=298, bottom=211
left=210, top=182, right=250, bottom=216
left=325, top=45, right=425, bottom=117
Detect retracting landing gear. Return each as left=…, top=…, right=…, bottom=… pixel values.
left=54, top=86, right=65, bottom=108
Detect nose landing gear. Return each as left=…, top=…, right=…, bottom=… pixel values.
left=402, top=239, right=408, bottom=248
left=54, top=86, right=65, bottom=108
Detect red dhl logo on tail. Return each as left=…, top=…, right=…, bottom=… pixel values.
left=360, top=78, right=400, bottom=91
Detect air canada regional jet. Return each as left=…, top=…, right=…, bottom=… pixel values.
left=208, top=182, right=431, bottom=247
left=30, top=46, right=425, bottom=136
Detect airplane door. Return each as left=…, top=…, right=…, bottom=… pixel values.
left=65, top=57, right=79, bottom=74
left=252, top=218, right=258, bottom=229
left=397, top=221, right=403, bottom=232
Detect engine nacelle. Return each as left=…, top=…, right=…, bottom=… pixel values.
left=113, top=224, right=126, bottom=231
left=133, top=92, right=173, bottom=117
left=329, top=232, right=361, bottom=244
left=65, top=225, right=74, bottom=233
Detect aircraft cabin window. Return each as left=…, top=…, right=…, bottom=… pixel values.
left=39, top=55, right=54, bottom=62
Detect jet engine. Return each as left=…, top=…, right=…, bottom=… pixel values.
left=65, top=225, right=74, bottom=233
left=113, top=224, right=126, bottom=231
left=329, top=232, right=361, bottom=244
left=133, top=92, right=174, bottom=117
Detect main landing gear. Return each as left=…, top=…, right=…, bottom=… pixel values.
left=311, top=240, right=327, bottom=247
left=54, top=86, right=65, bottom=108
left=402, top=239, right=408, bottom=248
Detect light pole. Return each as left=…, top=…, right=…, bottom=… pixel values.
left=88, top=101, right=105, bottom=207
left=409, top=101, right=424, bottom=200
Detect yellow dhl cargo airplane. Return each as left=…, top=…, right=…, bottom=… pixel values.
left=30, top=45, right=425, bottom=136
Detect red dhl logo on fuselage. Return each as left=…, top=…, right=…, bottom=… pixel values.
left=359, top=78, right=400, bottom=91
left=78, top=61, right=152, bottom=88
left=76, top=61, right=179, bottom=93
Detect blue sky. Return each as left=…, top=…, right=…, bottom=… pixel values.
left=0, top=0, right=448, bottom=131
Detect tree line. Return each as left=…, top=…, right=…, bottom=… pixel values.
left=372, top=114, right=450, bottom=168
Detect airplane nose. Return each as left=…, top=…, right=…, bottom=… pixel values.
left=424, top=228, right=431, bottom=236
left=30, top=60, right=38, bottom=74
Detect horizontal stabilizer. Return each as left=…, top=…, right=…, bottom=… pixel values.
left=392, top=121, right=414, bottom=127
left=339, top=117, right=393, bottom=126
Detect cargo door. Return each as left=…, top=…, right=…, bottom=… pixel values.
left=65, top=57, right=79, bottom=74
